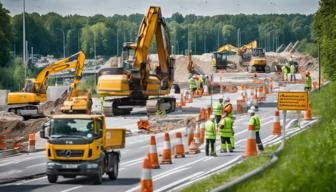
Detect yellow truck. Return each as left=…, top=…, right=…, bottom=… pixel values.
left=40, top=114, right=125, bottom=184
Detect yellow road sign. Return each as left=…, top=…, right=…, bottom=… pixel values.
left=277, top=92, right=308, bottom=110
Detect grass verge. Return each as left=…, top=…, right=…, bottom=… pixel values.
left=181, top=145, right=279, bottom=192
left=183, top=82, right=336, bottom=192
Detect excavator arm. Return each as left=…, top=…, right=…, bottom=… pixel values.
left=33, top=51, right=85, bottom=92
left=126, top=6, right=173, bottom=96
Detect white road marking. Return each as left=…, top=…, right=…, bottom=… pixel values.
left=125, top=156, right=209, bottom=192
left=153, top=167, right=189, bottom=181
left=14, top=176, right=47, bottom=186
left=202, top=157, right=214, bottom=162
left=120, top=157, right=144, bottom=166
left=156, top=171, right=203, bottom=192
left=60, top=185, right=83, bottom=192
left=25, top=163, right=45, bottom=169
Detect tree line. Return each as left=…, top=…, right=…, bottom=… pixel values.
left=0, top=2, right=318, bottom=89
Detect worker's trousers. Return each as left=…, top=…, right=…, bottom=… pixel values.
left=256, top=131, right=264, bottom=151
left=220, top=136, right=233, bottom=152
left=290, top=74, right=296, bottom=81
left=205, top=139, right=216, bottom=155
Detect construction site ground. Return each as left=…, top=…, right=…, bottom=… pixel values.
left=0, top=71, right=316, bottom=192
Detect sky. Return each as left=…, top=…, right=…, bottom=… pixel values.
left=0, top=0, right=319, bottom=17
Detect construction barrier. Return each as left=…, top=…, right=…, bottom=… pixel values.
left=174, top=132, right=185, bottom=158
left=244, top=124, right=257, bottom=157
left=140, top=154, right=153, bottom=192
left=272, top=111, right=282, bottom=136
left=161, top=132, right=172, bottom=164
left=137, top=119, right=150, bottom=131
left=149, top=135, right=160, bottom=169
left=0, top=136, right=5, bottom=150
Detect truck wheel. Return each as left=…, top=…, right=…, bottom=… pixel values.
left=47, top=175, right=58, bottom=183
left=108, top=155, right=119, bottom=180
left=93, top=166, right=103, bottom=184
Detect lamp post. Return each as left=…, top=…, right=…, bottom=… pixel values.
left=23, top=0, right=26, bottom=80
left=56, top=28, right=65, bottom=58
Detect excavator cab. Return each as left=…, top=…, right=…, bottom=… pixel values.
left=122, top=42, right=136, bottom=70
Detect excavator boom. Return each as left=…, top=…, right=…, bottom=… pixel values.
left=96, top=6, right=176, bottom=116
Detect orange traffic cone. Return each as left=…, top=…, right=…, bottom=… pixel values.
left=272, top=111, right=282, bottom=136
left=187, top=126, right=194, bottom=146
left=189, top=125, right=201, bottom=154
left=244, top=124, right=257, bottom=157
left=204, top=85, right=209, bottom=96
left=28, top=133, right=36, bottom=152
left=199, top=122, right=205, bottom=144
left=149, top=135, right=160, bottom=169
left=188, top=96, right=193, bottom=103
left=0, top=136, right=6, bottom=150
left=304, top=102, right=312, bottom=120
left=140, top=154, right=153, bottom=192
left=174, top=132, right=185, bottom=158
left=236, top=97, right=244, bottom=114
left=253, top=89, right=258, bottom=106
left=269, top=81, right=273, bottom=94
left=161, top=132, right=172, bottom=164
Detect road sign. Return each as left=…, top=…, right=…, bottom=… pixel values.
left=277, top=92, right=308, bottom=110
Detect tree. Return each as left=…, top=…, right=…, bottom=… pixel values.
left=0, top=3, right=13, bottom=67
left=313, top=0, right=336, bottom=80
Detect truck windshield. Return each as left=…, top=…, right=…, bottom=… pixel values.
left=50, top=119, right=94, bottom=138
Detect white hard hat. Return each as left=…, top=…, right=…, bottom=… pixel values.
left=224, top=97, right=230, bottom=102
left=250, top=106, right=256, bottom=111
left=248, top=109, right=255, bottom=114
left=210, top=115, right=215, bottom=119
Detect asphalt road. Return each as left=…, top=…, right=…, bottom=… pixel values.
left=0, top=79, right=305, bottom=192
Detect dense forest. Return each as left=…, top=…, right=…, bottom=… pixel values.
left=313, top=0, right=336, bottom=80
left=0, top=2, right=318, bottom=89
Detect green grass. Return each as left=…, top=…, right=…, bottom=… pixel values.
left=184, top=82, right=336, bottom=192
left=181, top=145, right=279, bottom=192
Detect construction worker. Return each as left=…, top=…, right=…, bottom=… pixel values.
left=212, top=98, right=223, bottom=125
left=223, top=97, right=235, bottom=148
left=188, top=75, right=197, bottom=96
left=218, top=111, right=233, bottom=153
left=205, top=115, right=217, bottom=156
left=304, top=71, right=312, bottom=92
left=290, top=63, right=296, bottom=82
left=199, top=75, right=204, bottom=94
left=248, top=107, right=264, bottom=151
left=281, top=63, right=288, bottom=81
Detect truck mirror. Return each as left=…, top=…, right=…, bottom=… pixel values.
left=40, top=121, right=50, bottom=139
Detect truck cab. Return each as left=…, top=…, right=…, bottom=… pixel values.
left=40, top=114, right=125, bottom=184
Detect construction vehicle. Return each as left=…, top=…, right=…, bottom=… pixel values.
left=212, top=44, right=237, bottom=70
left=96, top=6, right=177, bottom=116
left=60, top=53, right=92, bottom=114
left=7, top=52, right=86, bottom=118
left=248, top=48, right=269, bottom=73
left=40, top=114, right=125, bottom=184
left=61, top=89, right=92, bottom=114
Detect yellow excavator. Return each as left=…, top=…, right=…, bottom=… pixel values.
left=60, top=54, right=92, bottom=114
left=96, top=6, right=177, bottom=116
left=212, top=44, right=238, bottom=70
left=7, top=51, right=86, bottom=118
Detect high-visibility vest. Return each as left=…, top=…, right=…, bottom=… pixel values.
left=219, top=117, right=233, bottom=137
left=212, top=101, right=222, bottom=116
left=249, top=114, right=261, bottom=131
left=223, top=102, right=233, bottom=118
left=189, top=78, right=197, bottom=89
left=282, top=65, right=288, bottom=74
left=290, top=65, right=295, bottom=74
left=305, top=76, right=312, bottom=88
left=205, top=120, right=216, bottom=139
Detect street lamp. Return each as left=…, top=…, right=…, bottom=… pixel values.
left=23, top=0, right=26, bottom=80
left=56, top=28, right=65, bottom=58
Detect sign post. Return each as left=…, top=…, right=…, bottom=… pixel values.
left=277, top=92, right=308, bottom=146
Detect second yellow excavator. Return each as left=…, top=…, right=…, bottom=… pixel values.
left=7, top=51, right=86, bottom=118
left=96, top=6, right=177, bottom=116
